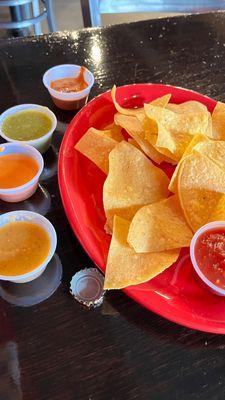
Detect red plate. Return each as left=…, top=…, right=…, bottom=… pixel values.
left=58, top=83, right=225, bottom=334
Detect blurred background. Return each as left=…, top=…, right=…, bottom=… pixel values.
left=0, top=0, right=225, bottom=38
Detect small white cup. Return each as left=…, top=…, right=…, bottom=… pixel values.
left=0, top=104, right=57, bottom=154
left=0, top=142, right=44, bottom=203
left=0, top=210, right=57, bottom=283
left=190, top=221, right=225, bottom=296
left=43, top=64, right=94, bottom=110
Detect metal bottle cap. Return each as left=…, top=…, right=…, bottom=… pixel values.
left=70, top=268, right=105, bottom=307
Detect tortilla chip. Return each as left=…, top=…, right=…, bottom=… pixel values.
left=75, top=128, right=118, bottom=174
left=212, top=101, right=225, bottom=140
left=208, top=195, right=225, bottom=222
left=103, top=141, right=169, bottom=230
left=112, top=87, right=174, bottom=163
left=169, top=134, right=209, bottom=193
left=195, top=141, right=225, bottom=170
left=114, top=112, right=143, bottom=135
left=104, top=216, right=180, bottom=289
left=103, top=123, right=124, bottom=142
left=156, top=124, right=192, bottom=162
left=128, top=137, right=170, bottom=163
left=206, top=113, right=213, bottom=138
left=166, top=101, right=208, bottom=114
left=136, top=95, right=172, bottom=144
left=128, top=195, right=193, bottom=252
left=149, top=93, right=171, bottom=107
left=114, top=113, right=165, bottom=164
left=166, top=101, right=213, bottom=138
left=144, top=130, right=178, bottom=163
left=136, top=112, right=158, bottom=136
left=144, top=104, right=209, bottom=162
left=136, top=93, right=171, bottom=136
left=178, top=152, right=225, bottom=231
left=145, top=104, right=209, bottom=136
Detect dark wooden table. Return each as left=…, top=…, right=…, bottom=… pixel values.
left=1, top=12, right=225, bottom=400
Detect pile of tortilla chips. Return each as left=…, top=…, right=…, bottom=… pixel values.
left=75, top=86, right=225, bottom=290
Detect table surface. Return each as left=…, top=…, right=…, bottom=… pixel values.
left=1, top=11, right=225, bottom=400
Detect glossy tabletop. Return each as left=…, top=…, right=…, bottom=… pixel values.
left=1, top=12, right=225, bottom=400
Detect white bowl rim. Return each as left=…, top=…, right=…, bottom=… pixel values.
left=190, top=221, right=225, bottom=296
left=42, top=64, right=94, bottom=99
left=0, top=104, right=57, bottom=145
left=0, top=210, right=57, bottom=281
left=0, top=142, right=44, bottom=193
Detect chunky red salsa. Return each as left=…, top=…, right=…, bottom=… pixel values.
left=195, top=228, right=225, bottom=289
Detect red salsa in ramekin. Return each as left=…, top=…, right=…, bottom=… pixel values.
left=190, top=222, right=225, bottom=296
left=195, top=228, right=225, bottom=289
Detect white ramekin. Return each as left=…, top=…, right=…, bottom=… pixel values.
left=0, top=142, right=44, bottom=202
left=43, top=64, right=94, bottom=110
left=190, top=221, right=225, bottom=296
left=0, top=210, right=57, bottom=283
left=0, top=104, right=57, bottom=154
